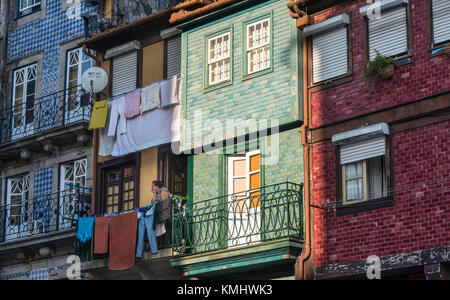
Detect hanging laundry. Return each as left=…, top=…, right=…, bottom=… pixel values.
left=109, top=211, right=138, bottom=271
left=76, top=216, right=96, bottom=244
left=136, top=205, right=158, bottom=258
left=111, top=103, right=180, bottom=157
left=88, top=100, right=108, bottom=130
left=160, top=75, right=178, bottom=108
left=141, top=82, right=161, bottom=113
left=99, top=101, right=115, bottom=156
left=124, top=90, right=142, bottom=119
left=107, top=96, right=127, bottom=136
left=94, top=216, right=110, bottom=254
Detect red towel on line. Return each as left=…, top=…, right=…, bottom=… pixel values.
left=109, top=211, right=138, bottom=271
left=94, top=216, right=110, bottom=254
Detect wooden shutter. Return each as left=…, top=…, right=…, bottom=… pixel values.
left=340, top=137, right=386, bottom=165
left=112, top=51, right=137, bottom=96
left=312, top=26, right=348, bottom=83
left=432, top=0, right=450, bottom=45
left=167, top=35, right=181, bottom=78
left=368, top=6, right=408, bottom=60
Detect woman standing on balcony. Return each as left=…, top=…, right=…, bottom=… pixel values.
left=152, top=180, right=172, bottom=239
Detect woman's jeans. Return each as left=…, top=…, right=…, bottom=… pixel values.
left=136, top=213, right=158, bottom=257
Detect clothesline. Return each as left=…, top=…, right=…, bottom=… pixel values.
left=108, top=74, right=181, bottom=101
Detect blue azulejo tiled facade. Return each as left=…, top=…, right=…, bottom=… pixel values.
left=8, top=0, right=97, bottom=96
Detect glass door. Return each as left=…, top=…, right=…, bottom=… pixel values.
left=227, top=150, right=261, bottom=248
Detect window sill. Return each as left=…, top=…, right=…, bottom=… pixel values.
left=203, top=80, right=233, bottom=94
left=242, top=66, right=273, bottom=82
left=428, top=43, right=450, bottom=58
left=308, top=73, right=353, bottom=92
left=335, top=196, right=394, bottom=216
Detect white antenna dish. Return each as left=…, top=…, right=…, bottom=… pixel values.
left=81, top=67, right=108, bottom=93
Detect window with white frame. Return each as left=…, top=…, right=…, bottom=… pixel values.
left=362, top=1, right=409, bottom=60
left=18, top=0, right=41, bottom=17
left=246, top=18, right=271, bottom=74
left=333, top=123, right=390, bottom=206
left=208, top=32, right=231, bottom=85
left=305, top=14, right=350, bottom=84
left=12, top=64, right=37, bottom=131
left=66, top=48, right=93, bottom=111
left=431, top=0, right=450, bottom=46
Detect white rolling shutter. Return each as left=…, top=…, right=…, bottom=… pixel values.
left=432, top=0, right=450, bottom=45
left=167, top=35, right=181, bottom=78
left=368, top=6, right=408, bottom=60
left=112, top=51, right=137, bottom=96
left=340, top=137, right=386, bottom=165
left=312, top=26, right=348, bottom=83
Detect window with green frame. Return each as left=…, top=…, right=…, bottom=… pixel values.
left=244, top=15, right=273, bottom=77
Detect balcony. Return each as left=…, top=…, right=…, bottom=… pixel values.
left=171, top=182, right=304, bottom=279
left=0, top=187, right=91, bottom=252
left=0, top=86, right=92, bottom=161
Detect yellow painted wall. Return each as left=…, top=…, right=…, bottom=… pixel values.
left=142, top=41, right=165, bottom=87
left=97, top=56, right=112, bottom=163
left=139, top=147, right=159, bottom=206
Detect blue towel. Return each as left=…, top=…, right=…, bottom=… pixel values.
left=76, top=217, right=96, bottom=243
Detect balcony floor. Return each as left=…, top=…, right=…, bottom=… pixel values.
left=170, top=237, right=303, bottom=279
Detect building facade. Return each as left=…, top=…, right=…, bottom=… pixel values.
left=169, top=0, right=304, bottom=280
left=289, top=0, right=450, bottom=279
left=0, top=0, right=97, bottom=280
left=79, top=0, right=190, bottom=280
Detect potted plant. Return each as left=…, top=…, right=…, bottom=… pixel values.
left=363, top=51, right=397, bottom=82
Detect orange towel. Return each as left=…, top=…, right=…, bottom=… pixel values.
left=109, top=211, right=138, bottom=271
left=94, top=216, right=110, bottom=254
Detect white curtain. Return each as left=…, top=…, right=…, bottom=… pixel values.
left=345, top=162, right=363, bottom=201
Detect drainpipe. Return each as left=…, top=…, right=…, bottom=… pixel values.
left=83, top=44, right=97, bottom=61
left=81, top=43, right=97, bottom=215
left=295, top=29, right=312, bottom=280
left=0, top=0, right=9, bottom=93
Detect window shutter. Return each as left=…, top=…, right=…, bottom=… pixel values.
left=312, top=26, right=348, bottom=83
left=368, top=7, right=408, bottom=60
left=112, top=51, right=137, bottom=96
left=167, top=35, right=181, bottom=78
left=432, top=0, right=450, bottom=45
left=340, top=137, right=386, bottom=165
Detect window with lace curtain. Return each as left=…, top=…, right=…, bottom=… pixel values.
left=333, top=123, right=393, bottom=214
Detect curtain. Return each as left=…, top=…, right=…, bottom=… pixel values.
left=345, top=162, right=363, bottom=201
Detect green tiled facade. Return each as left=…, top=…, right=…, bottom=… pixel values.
left=180, top=0, right=302, bottom=152
left=193, top=128, right=304, bottom=201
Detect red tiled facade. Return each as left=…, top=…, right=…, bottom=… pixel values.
left=308, top=0, right=450, bottom=278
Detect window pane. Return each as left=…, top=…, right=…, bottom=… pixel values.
left=367, top=156, right=386, bottom=200
left=233, top=159, right=246, bottom=177
left=346, top=178, right=363, bottom=201
left=233, top=178, right=246, bottom=194
left=345, top=161, right=363, bottom=179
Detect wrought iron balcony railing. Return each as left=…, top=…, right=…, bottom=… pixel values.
left=172, top=182, right=304, bottom=257
left=0, top=86, right=91, bottom=145
left=0, top=187, right=91, bottom=243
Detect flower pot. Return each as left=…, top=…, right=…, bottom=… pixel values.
left=378, top=65, right=395, bottom=80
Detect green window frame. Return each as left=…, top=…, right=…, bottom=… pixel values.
left=242, top=13, right=274, bottom=80
left=204, top=27, right=233, bottom=92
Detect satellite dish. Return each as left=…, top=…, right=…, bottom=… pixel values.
left=81, top=67, right=108, bottom=93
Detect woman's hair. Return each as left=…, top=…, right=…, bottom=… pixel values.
left=152, top=180, right=164, bottom=188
